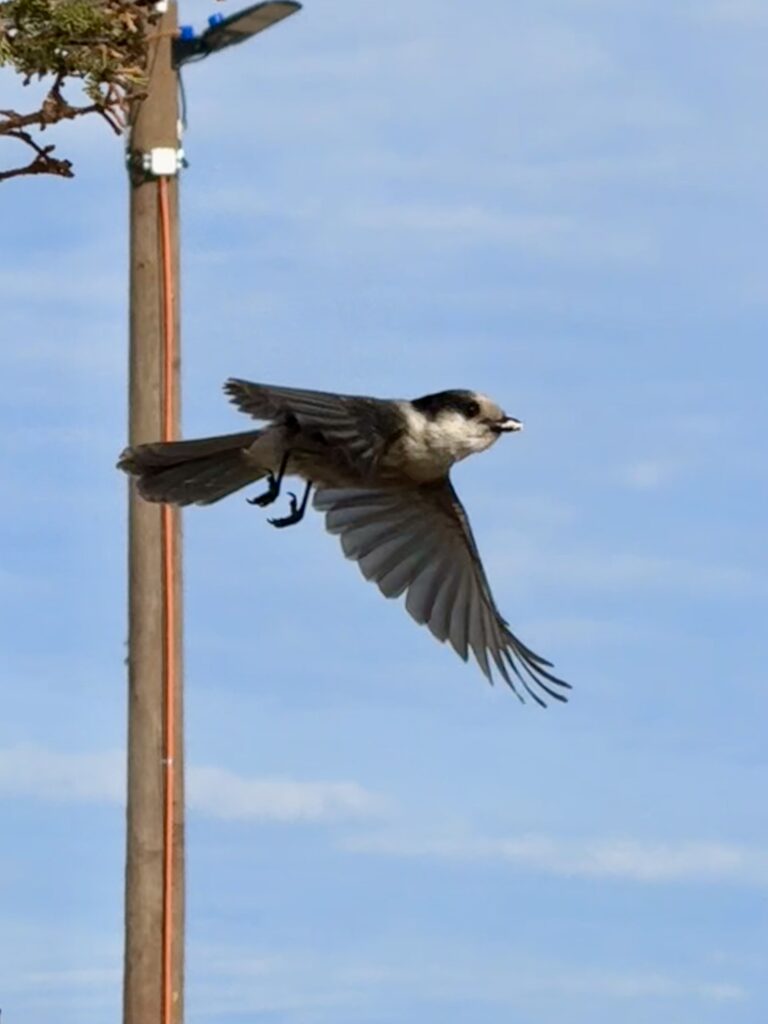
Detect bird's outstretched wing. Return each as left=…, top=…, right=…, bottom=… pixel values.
left=224, top=378, right=402, bottom=473
left=314, top=480, right=570, bottom=705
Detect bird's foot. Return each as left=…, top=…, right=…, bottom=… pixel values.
left=268, top=492, right=305, bottom=528
left=247, top=472, right=279, bottom=507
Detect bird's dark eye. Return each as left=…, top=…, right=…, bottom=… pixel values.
left=465, top=400, right=480, bottom=418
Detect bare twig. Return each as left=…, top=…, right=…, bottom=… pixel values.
left=0, top=0, right=158, bottom=181
left=0, top=128, right=73, bottom=181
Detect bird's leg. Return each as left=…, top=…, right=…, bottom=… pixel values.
left=268, top=481, right=312, bottom=529
left=247, top=450, right=291, bottom=507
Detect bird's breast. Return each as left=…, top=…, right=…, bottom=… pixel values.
left=387, top=407, right=492, bottom=482
left=384, top=430, right=456, bottom=482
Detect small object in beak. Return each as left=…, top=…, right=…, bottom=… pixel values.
left=498, top=417, right=523, bottom=433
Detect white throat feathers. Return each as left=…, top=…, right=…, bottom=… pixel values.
left=394, top=403, right=500, bottom=482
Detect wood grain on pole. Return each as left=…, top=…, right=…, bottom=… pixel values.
left=124, top=5, right=185, bottom=1023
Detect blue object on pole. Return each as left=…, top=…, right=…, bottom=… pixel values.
left=179, top=25, right=196, bottom=40
left=174, top=2, right=302, bottom=67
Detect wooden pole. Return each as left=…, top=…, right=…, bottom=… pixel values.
left=124, top=5, right=184, bottom=1023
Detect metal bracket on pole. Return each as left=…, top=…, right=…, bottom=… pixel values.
left=143, top=147, right=185, bottom=177
left=125, top=146, right=186, bottom=182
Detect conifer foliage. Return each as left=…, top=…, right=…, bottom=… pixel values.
left=0, top=0, right=158, bottom=180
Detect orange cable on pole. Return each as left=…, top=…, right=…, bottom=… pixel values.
left=157, top=173, right=178, bottom=1024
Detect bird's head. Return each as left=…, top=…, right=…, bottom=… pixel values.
left=410, top=389, right=522, bottom=461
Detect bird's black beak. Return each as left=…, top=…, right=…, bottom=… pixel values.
left=496, top=416, right=523, bottom=433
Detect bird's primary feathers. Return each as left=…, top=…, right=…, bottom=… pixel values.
left=117, top=378, right=570, bottom=706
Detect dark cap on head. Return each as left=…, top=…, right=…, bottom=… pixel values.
left=410, top=390, right=483, bottom=419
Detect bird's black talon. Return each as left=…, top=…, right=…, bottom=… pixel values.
left=268, top=511, right=300, bottom=528
left=246, top=451, right=292, bottom=507
left=246, top=472, right=278, bottom=506
left=266, top=481, right=312, bottom=529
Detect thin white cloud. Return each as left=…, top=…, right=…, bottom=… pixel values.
left=348, top=203, right=653, bottom=263
left=535, top=972, right=744, bottom=1002
left=187, top=940, right=746, bottom=1017
left=189, top=193, right=653, bottom=266
left=0, top=747, right=125, bottom=803
left=0, top=924, right=745, bottom=1016
left=189, top=764, right=384, bottom=823
left=191, top=12, right=615, bottom=104
left=521, top=615, right=636, bottom=647
left=0, top=265, right=124, bottom=305
left=494, top=545, right=764, bottom=598
left=0, top=926, right=122, bottom=1012
left=18, top=968, right=121, bottom=988
left=341, top=830, right=768, bottom=886
left=348, top=204, right=568, bottom=239
left=701, top=0, right=768, bottom=24
left=620, top=459, right=677, bottom=490
left=0, top=746, right=382, bottom=823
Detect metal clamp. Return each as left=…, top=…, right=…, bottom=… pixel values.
left=125, top=146, right=186, bottom=179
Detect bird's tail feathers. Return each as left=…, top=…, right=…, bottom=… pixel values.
left=117, top=430, right=266, bottom=506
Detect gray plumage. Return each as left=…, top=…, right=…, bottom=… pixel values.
left=117, top=378, right=570, bottom=705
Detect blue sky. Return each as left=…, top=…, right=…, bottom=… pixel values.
left=1, top=0, right=767, bottom=1021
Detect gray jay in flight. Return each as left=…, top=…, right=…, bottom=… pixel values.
left=118, top=379, right=569, bottom=706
